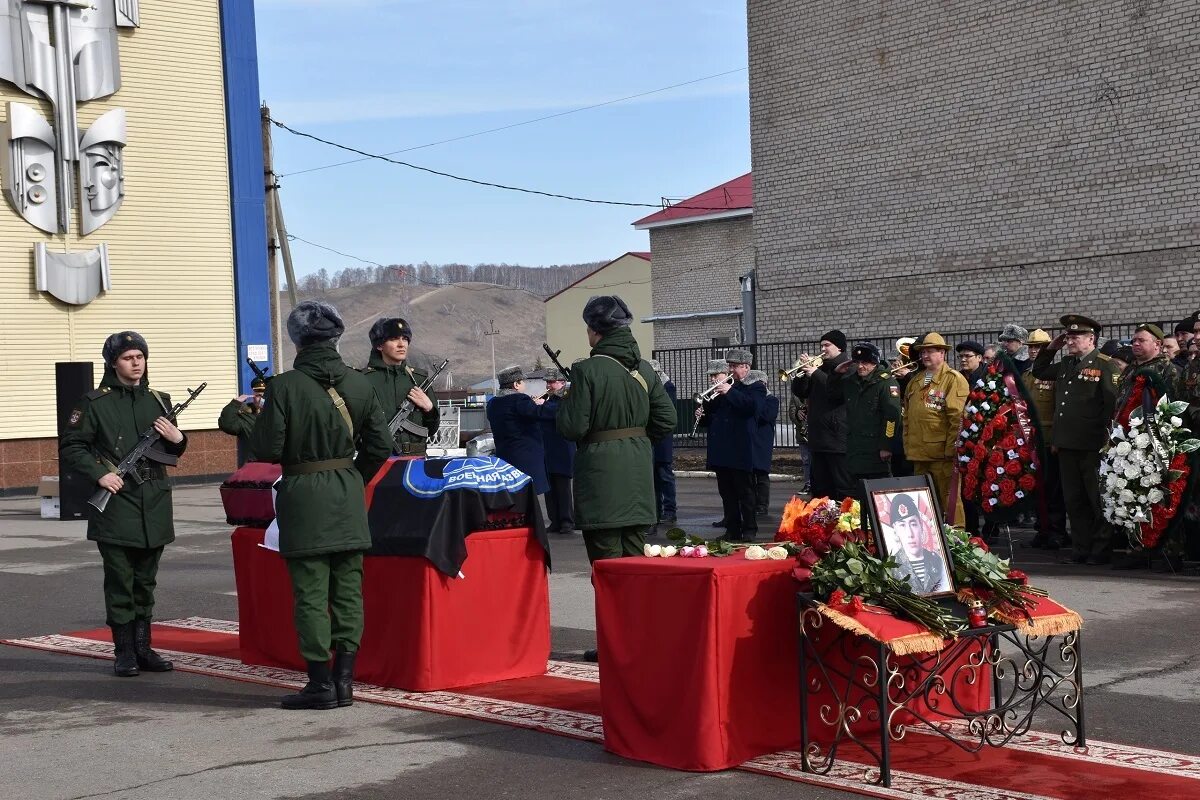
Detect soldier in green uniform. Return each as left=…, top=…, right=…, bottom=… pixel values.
left=835, top=342, right=901, bottom=506
left=217, top=373, right=267, bottom=460
left=251, top=301, right=392, bottom=710
left=1023, top=329, right=1068, bottom=550
left=59, top=332, right=188, bottom=677
left=363, top=317, right=439, bottom=456
left=1031, top=314, right=1121, bottom=565
left=1115, top=324, right=1180, bottom=410
left=556, top=295, right=676, bottom=662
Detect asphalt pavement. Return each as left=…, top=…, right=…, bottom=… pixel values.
left=1, top=478, right=1198, bottom=799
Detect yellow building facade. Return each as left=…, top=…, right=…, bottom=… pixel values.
left=543, top=252, right=654, bottom=366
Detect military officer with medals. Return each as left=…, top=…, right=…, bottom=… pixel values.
left=1031, top=314, right=1120, bottom=565
left=363, top=317, right=439, bottom=456
left=902, top=332, right=969, bottom=525
left=1022, top=329, right=1068, bottom=550
left=835, top=342, right=902, bottom=507
left=60, top=332, right=188, bottom=678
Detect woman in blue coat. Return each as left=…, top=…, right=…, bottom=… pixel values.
left=487, top=365, right=550, bottom=495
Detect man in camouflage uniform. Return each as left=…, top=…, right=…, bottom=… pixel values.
left=835, top=342, right=901, bottom=508
left=363, top=317, right=439, bottom=456
left=1031, top=314, right=1120, bottom=565
left=1022, top=329, right=1067, bottom=550
left=1115, top=323, right=1180, bottom=411
left=60, top=332, right=188, bottom=677
left=252, top=301, right=392, bottom=710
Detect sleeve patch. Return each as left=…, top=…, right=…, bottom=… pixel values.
left=888, top=386, right=900, bottom=397
left=885, top=421, right=896, bottom=438
left=69, top=408, right=83, bottom=427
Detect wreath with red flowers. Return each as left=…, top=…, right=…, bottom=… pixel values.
left=955, top=354, right=1043, bottom=521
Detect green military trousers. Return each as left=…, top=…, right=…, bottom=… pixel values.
left=582, top=525, right=647, bottom=564
left=285, top=551, right=365, bottom=662
left=1058, top=448, right=1110, bottom=561
left=97, top=543, right=164, bottom=626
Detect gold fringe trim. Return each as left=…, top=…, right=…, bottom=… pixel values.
left=957, top=590, right=1083, bottom=636
left=817, top=604, right=947, bottom=655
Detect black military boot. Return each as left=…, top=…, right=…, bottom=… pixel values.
left=110, top=623, right=139, bottom=678
left=133, top=619, right=174, bottom=672
left=332, top=647, right=356, bottom=707
left=281, top=661, right=338, bottom=710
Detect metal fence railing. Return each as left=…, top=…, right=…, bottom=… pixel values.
left=655, top=321, right=1173, bottom=449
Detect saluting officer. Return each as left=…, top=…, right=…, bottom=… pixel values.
left=836, top=342, right=901, bottom=506
left=363, top=317, right=439, bottom=456
left=902, top=333, right=969, bottom=524
left=1031, top=314, right=1120, bottom=565
left=251, top=302, right=392, bottom=709
left=217, top=372, right=267, bottom=461
left=539, top=368, right=576, bottom=533
left=487, top=365, right=551, bottom=496
left=60, top=332, right=188, bottom=678
left=1023, top=329, right=1067, bottom=550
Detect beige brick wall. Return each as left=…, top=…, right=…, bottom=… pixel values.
left=748, top=0, right=1200, bottom=342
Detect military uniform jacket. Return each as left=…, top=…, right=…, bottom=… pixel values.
left=539, top=394, right=576, bottom=477
left=790, top=352, right=849, bottom=454
left=840, top=365, right=902, bottom=475
left=59, top=368, right=188, bottom=548
left=488, top=391, right=551, bottom=494
left=217, top=398, right=261, bottom=460
left=1022, top=370, right=1057, bottom=441
left=652, top=381, right=677, bottom=464
left=1178, top=358, right=1200, bottom=433
left=902, top=362, right=968, bottom=462
left=701, top=380, right=767, bottom=472
left=362, top=351, right=440, bottom=448
left=556, top=326, right=676, bottom=529
left=1116, top=354, right=1180, bottom=412
left=1031, top=347, right=1119, bottom=451
left=250, top=343, right=392, bottom=558
left=753, top=391, right=779, bottom=473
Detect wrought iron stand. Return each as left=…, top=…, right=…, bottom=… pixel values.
left=796, top=594, right=1086, bottom=787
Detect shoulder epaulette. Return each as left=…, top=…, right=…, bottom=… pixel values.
left=1096, top=353, right=1112, bottom=362
left=85, top=386, right=112, bottom=400
left=880, top=371, right=890, bottom=378
left=362, top=366, right=377, bottom=374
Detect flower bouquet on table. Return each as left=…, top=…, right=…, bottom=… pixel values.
left=780, top=496, right=963, bottom=640
left=955, top=354, right=1043, bottom=521
left=943, top=525, right=1046, bottom=619
left=1100, top=371, right=1199, bottom=550
left=657, top=530, right=801, bottom=560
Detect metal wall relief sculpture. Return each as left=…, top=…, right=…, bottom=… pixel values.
left=0, top=0, right=139, bottom=305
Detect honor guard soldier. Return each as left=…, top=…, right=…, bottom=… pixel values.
left=60, top=332, right=188, bottom=677
left=487, top=365, right=551, bottom=496
left=251, top=301, right=392, bottom=709
left=364, top=317, right=439, bottom=456
left=1031, top=314, right=1120, bottom=565
left=539, top=368, right=576, bottom=533
left=557, top=295, right=676, bottom=661
left=835, top=342, right=902, bottom=506
left=217, top=372, right=267, bottom=460
left=1022, top=329, right=1068, bottom=550
left=902, top=333, right=969, bottom=525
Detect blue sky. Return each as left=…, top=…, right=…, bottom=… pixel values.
left=253, top=0, right=750, bottom=277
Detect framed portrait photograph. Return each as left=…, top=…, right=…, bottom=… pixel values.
left=862, top=476, right=957, bottom=598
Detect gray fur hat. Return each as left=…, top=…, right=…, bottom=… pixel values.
left=288, top=300, right=345, bottom=347
left=497, top=364, right=524, bottom=387
left=725, top=348, right=753, bottom=366
left=998, top=324, right=1028, bottom=343
left=543, top=367, right=565, bottom=382
left=582, top=295, right=633, bottom=334
left=706, top=359, right=729, bottom=375
left=744, top=369, right=768, bottom=385
left=103, top=330, right=148, bottom=365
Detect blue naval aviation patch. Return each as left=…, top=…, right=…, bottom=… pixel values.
left=401, top=456, right=532, bottom=498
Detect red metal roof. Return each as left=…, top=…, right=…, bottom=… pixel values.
left=632, top=173, right=752, bottom=229
left=544, top=252, right=652, bottom=302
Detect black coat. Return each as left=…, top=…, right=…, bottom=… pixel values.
left=791, top=352, right=849, bottom=453
left=487, top=392, right=551, bottom=494
left=702, top=380, right=766, bottom=472
left=753, top=393, right=779, bottom=473
left=652, top=381, right=677, bottom=463
left=539, top=395, right=576, bottom=477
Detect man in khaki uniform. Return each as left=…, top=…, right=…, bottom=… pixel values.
left=902, top=332, right=968, bottom=524
left=1022, top=329, right=1067, bottom=549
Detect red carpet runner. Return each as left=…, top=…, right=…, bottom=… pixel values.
left=5, top=618, right=1199, bottom=800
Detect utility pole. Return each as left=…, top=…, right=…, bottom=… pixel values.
left=261, top=106, right=299, bottom=375
left=484, top=319, right=500, bottom=393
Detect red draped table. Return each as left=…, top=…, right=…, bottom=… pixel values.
left=231, top=526, right=550, bottom=691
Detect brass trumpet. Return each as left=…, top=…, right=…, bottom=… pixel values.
left=693, top=375, right=734, bottom=404
left=889, top=360, right=917, bottom=373
left=778, top=354, right=823, bottom=381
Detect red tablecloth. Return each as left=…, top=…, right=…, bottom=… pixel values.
left=231, top=526, right=550, bottom=691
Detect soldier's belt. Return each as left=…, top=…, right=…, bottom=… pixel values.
left=580, top=427, right=648, bottom=446
left=395, top=442, right=427, bottom=456
left=282, top=457, right=355, bottom=477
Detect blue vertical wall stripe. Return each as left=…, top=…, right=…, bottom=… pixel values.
left=220, top=0, right=271, bottom=392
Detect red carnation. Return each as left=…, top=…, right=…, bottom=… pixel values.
left=829, top=589, right=846, bottom=605
left=850, top=595, right=865, bottom=612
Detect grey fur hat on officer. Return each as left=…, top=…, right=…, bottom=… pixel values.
left=369, top=317, right=413, bottom=348
left=103, top=331, right=148, bottom=365
left=582, top=295, right=633, bottom=334
left=497, top=365, right=524, bottom=388
left=287, top=300, right=345, bottom=347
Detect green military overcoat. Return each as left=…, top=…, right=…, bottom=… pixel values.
left=841, top=365, right=902, bottom=475
left=556, top=326, right=677, bottom=529
left=1030, top=346, right=1120, bottom=450
left=362, top=350, right=440, bottom=449
left=217, top=398, right=261, bottom=459
left=250, top=343, right=392, bottom=558
left=59, top=367, right=188, bottom=548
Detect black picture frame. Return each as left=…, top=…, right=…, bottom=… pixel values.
left=861, top=475, right=958, bottom=599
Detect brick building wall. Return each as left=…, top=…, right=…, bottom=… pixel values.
left=748, top=0, right=1200, bottom=343
left=648, top=216, right=756, bottom=350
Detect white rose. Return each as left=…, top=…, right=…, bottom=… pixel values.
left=745, top=545, right=767, bottom=560
left=1115, top=507, right=1128, bottom=518
left=661, top=545, right=678, bottom=558
left=1170, top=416, right=1183, bottom=427
left=1124, top=465, right=1141, bottom=480
left=1147, top=488, right=1165, bottom=503
left=1115, top=441, right=1132, bottom=456
left=1118, top=489, right=1135, bottom=503
left=1134, top=433, right=1150, bottom=448
left=1105, top=474, right=1122, bottom=491
left=644, top=544, right=662, bottom=558
left=1141, top=474, right=1161, bottom=487
left=766, top=546, right=789, bottom=560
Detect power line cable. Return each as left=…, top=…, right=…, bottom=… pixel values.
left=280, top=67, right=748, bottom=178
left=269, top=117, right=746, bottom=212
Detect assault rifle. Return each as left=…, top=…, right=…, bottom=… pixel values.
left=541, top=342, right=571, bottom=380
left=245, top=356, right=270, bottom=384
left=89, top=383, right=207, bottom=513
left=389, top=359, right=449, bottom=443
